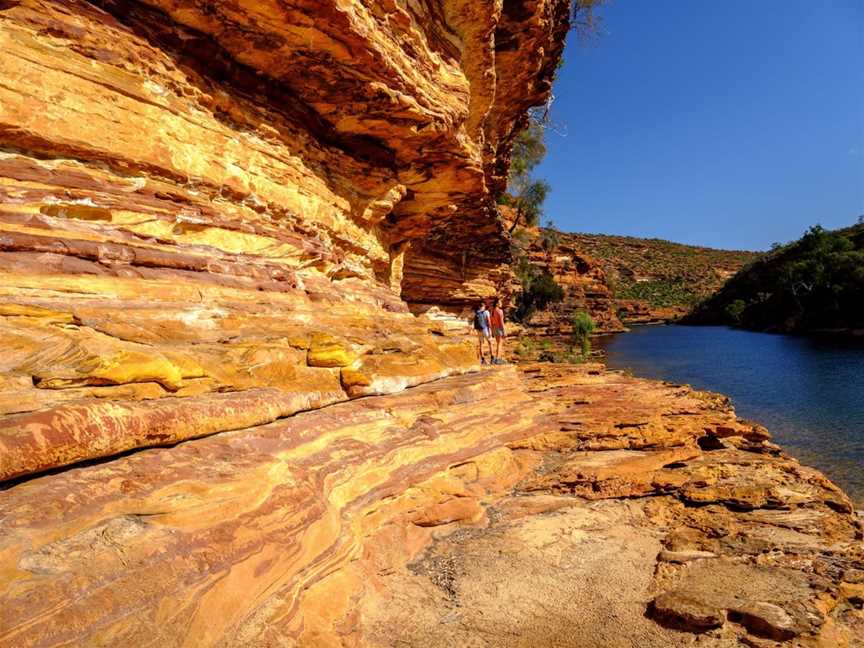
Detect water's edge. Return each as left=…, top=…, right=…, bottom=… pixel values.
left=596, top=325, right=864, bottom=506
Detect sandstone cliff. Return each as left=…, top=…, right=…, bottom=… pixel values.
left=513, top=225, right=624, bottom=335
left=0, top=0, right=571, bottom=479
left=0, top=3, right=862, bottom=647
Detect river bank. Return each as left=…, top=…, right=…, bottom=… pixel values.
left=1, top=362, right=861, bottom=646
left=597, top=325, right=864, bottom=507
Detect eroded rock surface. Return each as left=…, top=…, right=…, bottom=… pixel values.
left=1, top=364, right=861, bottom=647
left=0, top=0, right=572, bottom=479
left=0, top=3, right=861, bottom=648
left=360, top=365, right=864, bottom=648
left=0, top=367, right=550, bottom=646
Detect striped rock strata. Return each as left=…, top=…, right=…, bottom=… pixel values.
left=0, top=364, right=861, bottom=646
left=0, top=3, right=862, bottom=648
left=518, top=226, right=625, bottom=335
left=0, top=0, right=570, bottom=480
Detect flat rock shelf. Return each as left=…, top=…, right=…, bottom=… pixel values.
left=1, top=364, right=861, bottom=647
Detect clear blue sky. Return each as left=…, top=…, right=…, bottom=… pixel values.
left=535, top=0, right=864, bottom=251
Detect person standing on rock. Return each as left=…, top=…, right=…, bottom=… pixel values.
left=473, top=301, right=493, bottom=364
left=490, top=297, right=506, bottom=364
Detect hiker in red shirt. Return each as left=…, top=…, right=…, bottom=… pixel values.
left=489, top=297, right=506, bottom=364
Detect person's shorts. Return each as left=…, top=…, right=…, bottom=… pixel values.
left=476, top=327, right=491, bottom=340
left=492, top=327, right=505, bottom=338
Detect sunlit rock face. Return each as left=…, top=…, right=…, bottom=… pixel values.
left=497, top=210, right=625, bottom=335
left=521, top=230, right=625, bottom=334
left=0, top=0, right=568, bottom=303
left=0, top=0, right=570, bottom=478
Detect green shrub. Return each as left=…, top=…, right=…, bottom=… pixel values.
left=539, top=348, right=586, bottom=365
left=504, top=122, right=550, bottom=233
left=569, top=310, right=596, bottom=356
left=532, top=273, right=565, bottom=307
left=725, top=299, right=747, bottom=324
left=688, top=222, right=864, bottom=332
left=514, top=338, right=536, bottom=357
left=513, top=268, right=565, bottom=323
left=616, top=279, right=700, bottom=308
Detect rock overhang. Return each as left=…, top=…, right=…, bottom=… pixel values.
left=1, top=0, right=571, bottom=307
left=0, top=0, right=572, bottom=480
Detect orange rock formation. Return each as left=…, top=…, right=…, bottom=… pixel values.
left=0, top=0, right=569, bottom=478
left=518, top=227, right=625, bottom=334
left=0, top=2, right=861, bottom=647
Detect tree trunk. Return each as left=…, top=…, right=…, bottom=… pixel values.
left=508, top=204, right=524, bottom=234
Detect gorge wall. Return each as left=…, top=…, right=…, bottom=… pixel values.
left=0, top=0, right=570, bottom=479
left=1, top=3, right=862, bottom=647
left=571, top=232, right=761, bottom=323
left=495, top=209, right=624, bottom=343
left=523, top=233, right=624, bottom=334
left=501, top=226, right=758, bottom=346
left=512, top=224, right=624, bottom=335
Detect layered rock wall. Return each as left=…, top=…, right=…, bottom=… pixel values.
left=0, top=0, right=567, bottom=298
left=0, top=0, right=570, bottom=479
left=519, top=228, right=624, bottom=334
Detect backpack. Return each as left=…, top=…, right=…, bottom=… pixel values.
left=473, top=309, right=486, bottom=331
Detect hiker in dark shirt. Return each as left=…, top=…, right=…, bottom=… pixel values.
left=472, top=301, right=494, bottom=364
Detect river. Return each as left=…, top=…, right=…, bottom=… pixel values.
left=595, top=325, right=864, bottom=506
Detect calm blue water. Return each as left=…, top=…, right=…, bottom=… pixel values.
left=595, top=326, right=864, bottom=506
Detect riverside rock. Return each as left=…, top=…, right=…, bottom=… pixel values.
left=2, top=363, right=862, bottom=646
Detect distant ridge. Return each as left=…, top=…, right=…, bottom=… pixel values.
left=562, top=231, right=761, bottom=317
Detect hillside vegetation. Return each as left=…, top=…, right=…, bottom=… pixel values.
left=686, top=223, right=864, bottom=334
left=568, top=233, right=761, bottom=309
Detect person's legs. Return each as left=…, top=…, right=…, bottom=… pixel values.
left=476, top=330, right=486, bottom=363
left=484, top=329, right=494, bottom=361
left=494, top=332, right=504, bottom=362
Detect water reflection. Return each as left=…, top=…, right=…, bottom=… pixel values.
left=595, top=325, right=864, bottom=505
